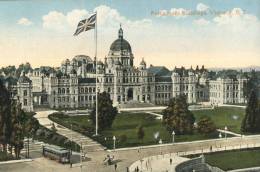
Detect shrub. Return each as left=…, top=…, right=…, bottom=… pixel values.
left=119, top=134, right=128, bottom=143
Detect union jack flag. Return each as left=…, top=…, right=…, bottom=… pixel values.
left=73, top=13, right=96, bottom=36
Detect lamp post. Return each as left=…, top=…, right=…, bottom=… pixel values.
left=113, top=136, right=116, bottom=152
left=224, top=126, right=228, bottom=139
left=218, top=132, right=222, bottom=149
left=80, top=142, right=82, bottom=172
left=172, top=131, right=175, bottom=144
left=70, top=124, right=73, bottom=168
left=159, top=139, right=162, bottom=155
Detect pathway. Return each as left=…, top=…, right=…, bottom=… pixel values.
left=217, top=129, right=242, bottom=137
left=145, top=111, right=163, bottom=120
left=34, top=111, right=105, bottom=153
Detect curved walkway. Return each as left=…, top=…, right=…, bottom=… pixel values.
left=129, top=153, right=188, bottom=172
left=34, top=110, right=105, bottom=152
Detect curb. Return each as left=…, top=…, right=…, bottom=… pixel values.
left=0, top=159, right=33, bottom=165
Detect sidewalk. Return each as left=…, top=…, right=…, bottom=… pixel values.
left=0, top=159, right=33, bottom=165
left=129, top=153, right=188, bottom=172
left=34, top=110, right=105, bottom=152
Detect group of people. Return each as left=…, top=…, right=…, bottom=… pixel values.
left=131, top=156, right=175, bottom=172
left=103, top=154, right=118, bottom=171
left=103, top=154, right=115, bottom=165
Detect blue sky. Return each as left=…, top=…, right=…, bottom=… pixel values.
left=0, top=0, right=259, bottom=68
left=1, top=0, right=259, bottom=26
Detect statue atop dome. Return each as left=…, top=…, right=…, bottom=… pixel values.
left=118, top=23, right=123, bottom=39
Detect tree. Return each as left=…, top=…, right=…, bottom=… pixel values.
left=162, top=95, right=195, bottom=135
left=90, top=92, right=118, bottom=131
left=16, top=62, right=32, bottom=77
left=0, top=79, right=12, bottom=152
left=9, top=102, right=24, bottom=159
left=2, top=65, right=16, bottom=76
left=244, top=70, right=259, bottom=100
left=241, top=89, right=260, bottom=133
left=197, top=116, right=216, bottom=135
left=136, top=125, right=145, bottom=143
left=0, top=80, right=36, bottom=158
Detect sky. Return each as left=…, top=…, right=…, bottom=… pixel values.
left=0, top=0, right=259, bottom=69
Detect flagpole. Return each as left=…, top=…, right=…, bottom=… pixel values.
left=95, top=11, right=98, bottom=136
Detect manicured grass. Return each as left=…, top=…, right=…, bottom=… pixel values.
left=49, top=106, right=245, bottom=149
left=192, top=107, right=245, bottom=133
left=205, top=149, right=260, bottom=171
left=49, top=112, right=218, bottom=149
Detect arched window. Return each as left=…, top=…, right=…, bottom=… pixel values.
left=85, top=87, right=88, bottom=93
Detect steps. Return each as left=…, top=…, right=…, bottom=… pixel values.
left=119, top=101, right=156, bottom=108
left=56, top=126, right=105, bottom=152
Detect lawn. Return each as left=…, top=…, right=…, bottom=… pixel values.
left=205, top=149, right=260, bottom=171
left=49, top=107, right=245, bottom=148
left=49, top=112, right=219, bottom=149
left=192, top=107, right=245, bottom=133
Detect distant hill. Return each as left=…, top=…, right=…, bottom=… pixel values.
left=209, top=66, right=260, bottom=72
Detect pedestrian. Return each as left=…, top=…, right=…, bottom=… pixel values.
left=114, top=163, right=117, bottom=171
left=170, top=158, right=172, bottom=165
left=126, top=166, right=129, bottom=172
left=136, top=166, right=139, bottom=172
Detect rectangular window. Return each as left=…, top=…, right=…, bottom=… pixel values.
left=23, top=90, right=27, bottom=96
left=24, top=99, right=27, bottom=106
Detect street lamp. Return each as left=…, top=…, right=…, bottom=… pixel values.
left=113, top=136, right=116, bottom=151
left=224, top=126, right=228, bottom=139
left=70, top=124, right=73, bottom=168
left=159, top=139, right=162, bottom=155
left=80, top=142, right=82, bottom=172
left=172, top=131, right=175, bottom=144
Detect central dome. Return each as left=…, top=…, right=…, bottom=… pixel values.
left=110, top=38, right=132, bottom=52
left=109, top=26, right=132, bottom=52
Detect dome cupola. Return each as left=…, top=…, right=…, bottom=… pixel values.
left=109, top=25, right=132, bottom=53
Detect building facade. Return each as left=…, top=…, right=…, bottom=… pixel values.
left=209, top=75, right=247, bottom=105
left=3, top=26, right=247, bottom=111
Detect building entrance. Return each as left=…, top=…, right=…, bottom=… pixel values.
left=127, top=88, right=133, bottom=101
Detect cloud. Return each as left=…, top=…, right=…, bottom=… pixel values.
left=42, top=9, right=88, bottom=30
left=193, top=18, right=210, bottom=26
left=196, top=3, right=210, bottom=12
left=154, top=8, right=191, bottom=18
left=170, top=8, right=191, bottom=18
left=94, top=5, right=152, bottom=28
left=213, top=7, right=259, bottom=29
left=42, top=6, right=152, bottom=31
left=42, top=11, right=66, bottom=30
left=17, top=17, right=32, bottom=26
left=66, top=9, right=89, bottom=27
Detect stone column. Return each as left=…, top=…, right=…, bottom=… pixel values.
left=38, top=96, right=41, bottom=105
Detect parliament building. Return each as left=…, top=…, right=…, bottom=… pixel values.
left=4, top=26, right=247, bottom=112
